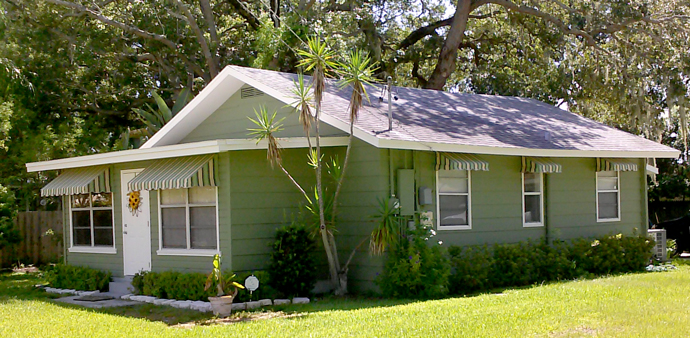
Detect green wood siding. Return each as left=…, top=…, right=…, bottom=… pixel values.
left=181, top=86, right=344, bottom=144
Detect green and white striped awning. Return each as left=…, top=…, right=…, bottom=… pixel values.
left=41, top=166, right=111, bottom=197
left=128, top=155, right=217, bottom=191
left=436, top=152, right=489, bottom=171
left=597, top=158, right=638, bottom=172
left=522, top=157, right=562, bottom=173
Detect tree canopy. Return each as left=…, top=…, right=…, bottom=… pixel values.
left=0, top=0, right=689, bottom=209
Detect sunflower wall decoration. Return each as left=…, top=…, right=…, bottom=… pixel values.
left=127, top=191, right=142, bottom=216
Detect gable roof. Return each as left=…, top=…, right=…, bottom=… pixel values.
left=143, top=66, right=678, bottom=159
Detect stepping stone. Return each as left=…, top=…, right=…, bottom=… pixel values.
left=292, top=297, right=310, bottom=304
left=231, top=302, right=246, bottom=310
left=153, top=299, right=169, bottom=305
left=259, top=299, right=272, bottom=307
left=273, top=299, right=291, bottom=305
left=246, top=301, right=261, bottom=309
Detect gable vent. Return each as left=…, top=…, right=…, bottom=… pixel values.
left=241, top=86, right=264, bottom=99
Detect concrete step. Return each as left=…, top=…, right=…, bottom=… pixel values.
left=108, top=277, right=134, bottom=297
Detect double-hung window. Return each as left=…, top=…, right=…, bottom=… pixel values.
left=522, top=172, right=543, bottom=226
left=596, top=171, right=620, bottom=221
left=437, top=169, right=471, bottom=230
left=159, top=187, right=218, bottom=251
left=70, top=193, right=114, bottom=248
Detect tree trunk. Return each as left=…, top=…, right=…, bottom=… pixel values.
left=424, top=0, right=472, bottom=90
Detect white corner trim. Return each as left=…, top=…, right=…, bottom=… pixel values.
left=68, top=247, right=117, bottom=254
left=156, top=249, right=219, bottom=257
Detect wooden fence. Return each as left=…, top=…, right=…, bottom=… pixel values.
left=0, top=211, right=63, bottom=268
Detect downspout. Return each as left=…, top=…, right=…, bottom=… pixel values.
left=544, top=174, right=550, bottom=244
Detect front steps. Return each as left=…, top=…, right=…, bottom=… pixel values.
left=107, top=276, right=134, bottom=297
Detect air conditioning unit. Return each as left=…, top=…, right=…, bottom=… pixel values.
left=648, top=229, right=667, bottom=262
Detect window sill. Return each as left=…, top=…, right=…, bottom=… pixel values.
left=523, top=223, right=544, bottom=228
left=438, top=225, right=471, bottom=231
left=156, top=249, right=219, bottom=257
left=597, top=218, right=620, bottom=223
left=69, top=247, right=117, bottom=254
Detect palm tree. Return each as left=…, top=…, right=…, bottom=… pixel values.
left=296, top=37, right=343, bottom=294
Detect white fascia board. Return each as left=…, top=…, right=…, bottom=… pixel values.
left=26, top=140, right=225, bottom=172
left=377, top=139, right=680, bottom=159
left=26, top=137, right=350, bottom=172
left=141, top=68, right=243, bottom=149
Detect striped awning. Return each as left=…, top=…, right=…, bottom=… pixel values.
left=41, top=166, right=111, bottom=197
left=436, top=152, right=489, bottom=171
left=128, top=155, right=217, bottom=191
left=597, top=158, right=638, bottom=172
left=522, top=157, right=562, bottom=173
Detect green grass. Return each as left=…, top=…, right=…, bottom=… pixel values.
left=2, top=265, right=690, bottom=337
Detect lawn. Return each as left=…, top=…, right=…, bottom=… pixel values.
left=1, top=265, right=690, bottom=337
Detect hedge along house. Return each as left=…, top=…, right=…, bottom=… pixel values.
left=27, top=66, right=679, bottom=292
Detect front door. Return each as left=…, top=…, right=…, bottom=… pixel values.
left=121, top=169, right=152, bottom=276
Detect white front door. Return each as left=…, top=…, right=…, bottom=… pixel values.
left=121, top=169, right=152, bottom=276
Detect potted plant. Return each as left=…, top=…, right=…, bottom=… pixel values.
left=204, top=254, right=245, bottom=317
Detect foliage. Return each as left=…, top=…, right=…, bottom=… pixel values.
left=204, top=254, right=244, bottom=297
left=376, top=219, right=450, bottom=299
left=0, top=184, right=19, bottom=250
left=121, top=89, right=192, bottom=149
left=44, top=264, right=111, bottom=291
left=268, top=223, right=317, bottom=297
left=369, top=197, right=402, bottom=255
left=132, top=270, right=218, bottom=301
left=448, top=233, right=655, bottom=295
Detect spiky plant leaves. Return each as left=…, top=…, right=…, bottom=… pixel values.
left=337, top=50, right=378, bottom=123
left=369, top=197, right=402, bottom=255
left=247, top=106, right=285, bottom=168
left=289, top=74, right=314, bottom=134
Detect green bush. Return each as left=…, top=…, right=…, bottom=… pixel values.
left=376, top=221, right=451, bottom=299
left=45, top=264, right=111, bottom=291
left=131, top=270, right=214, bottom=301
left=0, top=184, right=20, bottom=251
left=268, top=223, right=317, bottom=297
left=448, top=233, right=654, bottom=296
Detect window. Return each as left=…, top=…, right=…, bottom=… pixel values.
left=70, top=193, right=114, bottom=248
left=522, top=172, right=543, bottom=226
left=597, top=171, right=620, bottom=221
left=159, top=187, right=218, bottom=251
left=436, top=170, right=471, bottom=230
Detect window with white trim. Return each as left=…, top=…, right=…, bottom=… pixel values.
left=159, top=187, right=217, bottom=250
left=523, top=172, right=543, bottom=226
left=70, top=193, right=114, bottom=247
left=596, top=171, right=620, bottom=221
left=437, top=170, right=471, bottom=230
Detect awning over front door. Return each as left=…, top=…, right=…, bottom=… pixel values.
left=596, top=158, right=638, bottom=172
left=128, top=154, right=217, bottom=191
left=435, top=152, right=490, bottom=171
left=521, top=157, right=562, bottom=173
left=40, top=166, right=111, bottom=197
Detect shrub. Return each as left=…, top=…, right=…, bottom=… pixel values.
left=268, top=223, right=317, bottom=297
left=376, top=221, right=450, bottom=299
left=131, top=270, right=214, bottom=301
left=45, top=264, right=111, bottom=291
left=447, top=233, right=654, bottom=296
left=0, top=184, right=19, bottom=251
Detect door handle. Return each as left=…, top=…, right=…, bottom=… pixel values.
left=124, top=231, right=128, bottom=235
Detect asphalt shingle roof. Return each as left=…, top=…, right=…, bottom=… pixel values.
left=229, top=66, right=675, bottom=155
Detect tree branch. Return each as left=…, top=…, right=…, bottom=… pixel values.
left=199, top=0, right=219, bottom=45
left=398, top=17, right=453, bottom=50
left=44, top=0, right=180, bottom=50
left=225, top=0, right=260, bottom=30
left=173, top=0, right=219, bottom=78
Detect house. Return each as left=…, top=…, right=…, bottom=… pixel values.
left=26, top=66, right=679, bottom=292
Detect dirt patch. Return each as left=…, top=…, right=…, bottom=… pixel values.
left=173, top=311, right=307, bottom=328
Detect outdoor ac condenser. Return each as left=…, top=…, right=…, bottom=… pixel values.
left=648, top=229, right=667, bottom=262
